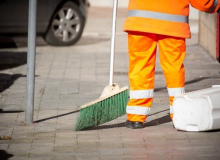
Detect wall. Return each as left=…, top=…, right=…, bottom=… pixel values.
left=199, top=12, right=217, bottom=59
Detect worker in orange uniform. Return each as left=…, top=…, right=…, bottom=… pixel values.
left=124, top=0, right=220, bottom=129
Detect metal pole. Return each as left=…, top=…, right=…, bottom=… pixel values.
left=25, top=0, right=37, bottom=124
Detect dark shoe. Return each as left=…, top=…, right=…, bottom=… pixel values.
left=132, top=121, right=144, bottom=129
left=125, top=120, right=144, bottom=129
left=125, top=120, right=133, bottom=129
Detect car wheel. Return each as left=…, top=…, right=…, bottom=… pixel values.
left=45, top=1, right=85, bottom=46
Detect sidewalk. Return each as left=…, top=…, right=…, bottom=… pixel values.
left=0, top=7, right=220, bottom=160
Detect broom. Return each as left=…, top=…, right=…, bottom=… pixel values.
left=75, top=0, right=129, bottom=131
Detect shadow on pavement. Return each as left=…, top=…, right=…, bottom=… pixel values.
left=205, top=129, right=220, bottom=132
left=0, top=51, right=27, bottom=93
left=0, top=150, right=13, bottom=160
left=155, top=76, right=218, bottom=92
left=0, top=35, right=110, bottom=48
left=0, top=109, right=24, bottom=113
left=86, top=110, right=171, bottom=131
left=0, top=35, right=47, bottom=48
left=0, top=74, right=26, bottom=93
left=0, top=36, right=17, bottom=48
left=0, top=51, right=27, bottom=71
left=34, top=110, right=79, bottom=123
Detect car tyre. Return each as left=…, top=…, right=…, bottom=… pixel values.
left=45, top=1, right=85, bottom=46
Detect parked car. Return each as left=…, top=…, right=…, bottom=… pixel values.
left=0, top=0, right=89, bottom=46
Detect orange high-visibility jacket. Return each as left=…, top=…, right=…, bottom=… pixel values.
left=123, top=0, right=220, bottom=38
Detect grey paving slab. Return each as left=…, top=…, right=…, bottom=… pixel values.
left=29, top=153, right=53, bottom=159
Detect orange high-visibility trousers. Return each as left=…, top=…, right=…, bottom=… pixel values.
left=126, top=32, right=186, bottom=122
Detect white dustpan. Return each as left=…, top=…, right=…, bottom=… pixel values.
left=173, top=85, right=220, bottom=131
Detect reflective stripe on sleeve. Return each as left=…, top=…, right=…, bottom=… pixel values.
left=170, top=105, right=173, bottom=114
left=127, top=10, right=188, bottom=23
left=130, top=89, right=154, bottom=99
left=209, top=0, right=219, bottom=12
left=126, top=106, right=151, bottom=115
left=167, top=87, right=185, bottom=97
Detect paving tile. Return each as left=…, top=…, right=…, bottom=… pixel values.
left=77, top=147, right=99, bottom=154
left=0, top=140, right=11, bottom=145
left=100, top=141, right=123, bottom=149
left=143, top=132, right=165, bottom=138
left=55, top=131, right=76, bottom=138
left=197, top=155, right=220, bottom=160
left=167, top=139, right=191, bottom=145
left=76, top=156, right=100, bottom=160
left=123, top=148, right=148, bottom=156
left=34, top=132, right=55, bottom=138
left=8, top=143, right=31, bottom=152
left=77, top=134, right=99, bottom=142
left=54, top=145, right=76, bottom=153
left=147, top=144, right=171, bottom=151
left=8, top=157, right=28, bottom=160
left=76, top=151, right=100, bottom=157
left=124, top=157, right=149, bottom=160
left=10, top=138, right=33, bottom=144
left=55, top=137, right=77, bottom=146
left=77, top=141, right=100, bottom=150
left=172, top=153, right=198, bottom=160
left=29, top=153, right=53, bottom=159
left=144, top=138, right=168, bottom=145
left=165, top=133, right=188, bottom=139
left=53, top=155, right=77, bottom=160
left=32, top=137, right=55, bottom=144
left=11, top=132, right=34, bottom=139
left=100, top=135, right=122, bottom=142
left=12, top=127, right=35, bottom=134
left=103, top=158, right=124, bottom=160
left=34, top=126, right=56, bottom=132
left=0, top=144, right=9, bottom=150
left=30, top=145, right=54, bottom=153
left=148, top=153, right=173, bottom=160
left=190, top=139, right=215, bottom=145
left=99, top=148, right=124, bottom=156
left=9, top=153, right=29, bottom=159
left=170, top=145, right=194, bottom=152
left=123, top=142, right=146, bottom=149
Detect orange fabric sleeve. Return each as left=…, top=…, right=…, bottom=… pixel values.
left=190, top=0, right=220, bottom=13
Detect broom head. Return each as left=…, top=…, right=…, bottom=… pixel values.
left=75, top=83, right=128, bottom=131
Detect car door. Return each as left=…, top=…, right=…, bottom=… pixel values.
left=0, top=0, right=50, bottom=33
left=0, top=0, right=29, bottom=33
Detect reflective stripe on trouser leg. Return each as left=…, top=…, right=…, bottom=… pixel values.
left=127, top=96, right=153, bottom=122
left=127, top=32, right=157, bottom=122
left=158, top=35, right=186, bottom=120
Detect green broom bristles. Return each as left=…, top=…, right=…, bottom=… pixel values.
left=75, top=89, right=129, bottom=131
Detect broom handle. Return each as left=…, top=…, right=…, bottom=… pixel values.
left=109, top=0, right=118, bottom=86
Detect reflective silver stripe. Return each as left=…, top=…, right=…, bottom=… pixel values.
left=127, top=10, right=188, bottom=23
left=167, top=87, right=185, bottom=97
left=130, top=89, right=154, bottom=99
left=126, top=106, right=150, bottom=115
left=209, top=0, right=219, bottom=12
left=170, top=105, right=173, bottom=114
